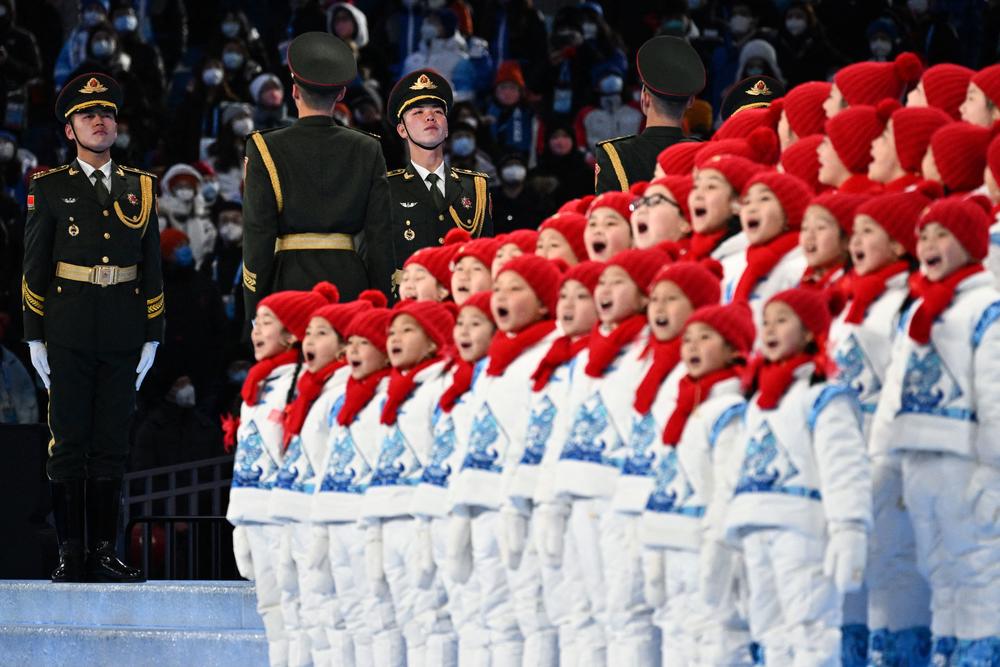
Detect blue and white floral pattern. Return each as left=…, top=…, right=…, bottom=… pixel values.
left=233, top=421, right=275, bottom=488
left=733, top=421, right=818, bottom=500
left=274, top=436, right=315, bottom=493
left=370, top=428, right=408, bottom=487
left=560, top=394, right=619, bottom=464
left=834, top=333, right=881, bottom=410
left=899, top=347, right=971, bottom=420
left=521, top=396, right=556, bottom=465
left=319, top=429, right=368, bottom=494
left=622, top=412, right=657, bottom=476
left=422, top=410, right=457, bottom=487
left=462, top=404, right=502, bottom=472
left=645, top=448, right=700, bottom=515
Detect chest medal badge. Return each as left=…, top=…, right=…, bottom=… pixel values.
left=404, top=228, right=416, bottom=241
left=127, top=193, right=138, bottom=205
left=68, top=224, right=80, bottom=237
left=461, top=196, right=472, bottom=210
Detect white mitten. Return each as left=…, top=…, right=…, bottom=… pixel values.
left=135, top=341, right=159, bottom=389
left=699, top=539, right=737, bottom=606
left=307, top=525, right=329, bottom=569
left=276, top=531, right=297, bottom=590
left=413, top=517, right=436, bottom=589
left=823, top=523, right=868, bottom=594
left=445, top=513, right=473, bottom=584
left=232, top=526, right=254, bottom=580
left=535, top=502, right=567, bottom=568
left=642, top=548, right=666, bottom=609
left=968, top=465, right=1000, bottom=536
left=499, top=506, right=528, bottom=570
left=364, top=523, right=388, bottom=595
left=27, top=341, right=50, bottom=390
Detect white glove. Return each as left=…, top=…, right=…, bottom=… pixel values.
left=413, top=517, right=436, bottom=589
left=534, top=502, right=567, bottom=568
left=27, top=340, right=50, bottom=390
left=135, top=341, right=159, bottom=389
left=364, top=523, right=388, bottom=595
left=445, top=513, right=473, bottom=584
left=968, top=465, right=1000, bottom=536
left=499, top=506, right=528, bottom=571
left=642, top=548, right=666, bottom=609
left=307, top=525, right=329, bottom=569
left=699, top=539, right=739, bottom=606
left=232, top=526, right=254, bottom=580
left=823, top=523, right=868, bottom=594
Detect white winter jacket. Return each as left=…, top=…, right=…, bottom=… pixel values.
left=722, top=245, right=807, bottom=332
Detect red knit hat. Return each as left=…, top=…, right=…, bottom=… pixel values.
left=587, top=191, right=633, bottom=221
left=495, top=60, right=526, bottom=88
left=649, top=175, right=693, bottom=220
left=500, top=229, right=539, bottom=254
left=259, top=282, right=340, bottom=340
left=560, top=260, right=604, bottom=294
left=391, top=300, right=457, bottom=352
left=496, top=254, right=563, bottom=314
left=808, top=191, right=872, bottom=235
left=404, top=232, right=466, bottom=289
left=695, top=154, right=764, bottom=194
left=657, top=141, right=702, bottom=176
left=743, top=171, right=814, bottom=229
left=971, top=63, right=1000, bottom=108
left=697, top=127, right=779, bottom=165
left=345, top=307, right=393, bottom=353
left=558, top=195, right=595, bottom=215
left=929, top=121, right=992, bottom=193
left=854, top=181, right=943, bottom=256
left=890, top=105, right=952, bottom=173
left=459, top=290, right=496, bottom=324
left=604, top=247, right=671, bottom=297
left=833, top=52, right=923, bottom=107
left=921, top=64, right=974, bottom=120
left=779, top=134, right=824, bottom=193
left=453, top=236, right=502, bottom=271
left=825, top=105, right=886, bottom=174
left=630, top=181, right=648, bottom=197
left=685, top=301, right=755, bottom=354
left=988, top=133, right=1000, bottom=184
left=649, top=258, right=723, bottom=308
left=767, top=288, right=831, bottom=343
left=313, top=289, right=387, bottom=338
left=780, top=81, right=832, bottom=138
left=160, top=227, right=188, bottom=259
left=712, top=106, right=780, bottom=141
left=917, top=194, right=992, bottom=261
left=539, top=212, right=588, bottom=263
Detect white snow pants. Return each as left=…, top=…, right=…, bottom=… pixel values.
left=469, top=508, right=525, bottom=665
left=245, top=523, right=289, bottom=667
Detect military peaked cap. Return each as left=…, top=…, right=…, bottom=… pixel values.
left=387, top=69, right=453, bottom=122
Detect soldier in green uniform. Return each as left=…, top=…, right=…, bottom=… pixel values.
left=595, top=36, right=706, bottom=193
left=242, top=32, right=394, bottom=317
left=23, top=72, right=162, bottom=582
left=385, top=68, right=492, bottom=293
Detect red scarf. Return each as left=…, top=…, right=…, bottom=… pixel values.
left=884, top=173, right=920, bottom=193
left=531, top=334, right=589, bottom=392
left=662, top=367, right=740, bottom=445
left=800, top=261, right=844, bottom=290
left=732, top=232, right=800, bottom=303
left=843, top=260, right=909, bottom=324
left=487, top=320, right=556, bottom=376
left=633, top=337, right=682, bottom=414
left=907, top=263, right=984, bottom=344
left=380, top=356, right=443, bottom=425
left=838, top=174, right=883, bottom=195
left=585, top=314, right=647, bottom=378
left=440, top=360, right=475, bottom=413
left=241, top=349, right=299, bottom=406
left=337, top=367, right=391, bottom=426
left=688, top=229, right=727, bottom=260
left=746, top=352, right=815, bottom=409
left=282, top=359, right=346, bottom=449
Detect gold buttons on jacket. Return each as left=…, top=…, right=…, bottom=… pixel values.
left=101, top=256, right=109, bottom=263
left=57, top=286, right=62, bottom=293
left=438, top=214, right=444, bottom=221
left=104, top=232, right=111, bottom=239
left=103, top=210, right=109, bottom=217
left=438, top=237, right=444, bottom=244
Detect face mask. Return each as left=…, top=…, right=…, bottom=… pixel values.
left=174, top=384, right=196, bottom=408
left=729, top=14, right=752, bottom=35
left=114, top=133, right=130, bottom=149
left=785, top=17, right=807, bottom=36
left=174, top=187, right=196, bottom=202
left=581, top=21, right=598, bottom=40
left=420, top=23, right=439, bottom=41
left=0, top=141, right=14, bottom=161
left=870, top=38, right=892, bottom=58
left=459, top=116, right=478, bottom=129
left=91, top=39, right=115, bottom=57
left=451, top=136, right=475, bottom=157
left=173, top=245, right=194, bottom=268
left=220, top=222, right=243, bottom=243
left=114, top=14, right=138, bottom=32
left=222, top=52, right=244, bottom=70
left=83, top=10, right=104, bottom=27
left=201, top=181, right=219, bottom=202
left=221, top=21, right=240, bottom=37
left=908, top=0, right=928, bottom=13
left=598, top=75, right=623, bottom=95
left=501, top=164, right=526, bottom=184
left=232, top=118, right=254, bottom=137
left=202, top=68, right=224, bottom=86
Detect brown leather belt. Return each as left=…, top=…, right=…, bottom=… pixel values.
left=56, top=261, right=138, bottom=287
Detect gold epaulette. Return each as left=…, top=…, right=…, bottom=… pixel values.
left=596, top=134, right=635, bottom=147
left=451, top=167, right=489, bottom=179
left=120, top=165, right=157, bottom=179
left=32, top=165, right=71, bottom=180
left=387, top=168, right=407, bottom=177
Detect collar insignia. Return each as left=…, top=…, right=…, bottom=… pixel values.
left=410, top=74, right=437, bottom=91
left=79, top=77, right=108, bottom=94
left=745, top=80, right=772, bottom=96
left=68, top=167, right=80, bottom=176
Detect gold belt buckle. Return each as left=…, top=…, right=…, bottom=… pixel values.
left=92, top=265, right=117, bottom=287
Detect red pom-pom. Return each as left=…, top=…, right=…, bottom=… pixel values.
left=914, top=179, right=944, bottom=200
left=894, top=52, right=924, bottom=83
left=770, top=98, right=785, bottom=115
left=629, top=181, right=649, bottom=197
left=967, top=194, right=993, bottom=215
left=358, top=289, right=388, bottom=308
left=747, top=127, right=780, bottom=165
left=549, top=257, right=571, bottom=274
left=442, top=301, right=459, bottom=318
left=313, top=281, right=340, bottom=304
left=876, top=98, right=902, bottom=124
left=221, top=414, right=240, bottom=453
left=698, top=257, right=725, bottom=281
left=444, top=228, right=472, bottom=245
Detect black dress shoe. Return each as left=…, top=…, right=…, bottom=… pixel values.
left=50, top=480, right=87, bottom=583
left=87, top=540, right=145, bottom=583
left=85, top=478, right=146, bottom=583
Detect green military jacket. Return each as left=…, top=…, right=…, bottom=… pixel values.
left=595, top=126, right=694, bottom=193
left=22, top=160, right=164, bottom=351
left=242, top=115, right=394, bottom=318
left=387, top=162, right=492, bottom=290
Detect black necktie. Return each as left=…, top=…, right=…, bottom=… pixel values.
left=94, top=171, right=110, bottom=207
left=425, top=172, right=446, bottom=212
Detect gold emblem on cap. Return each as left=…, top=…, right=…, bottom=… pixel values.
left=79, top=77, right=108, bottom=94
left=745, top=80, right=772, bottom=96
left=410, top=74, right=437, bottom=91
